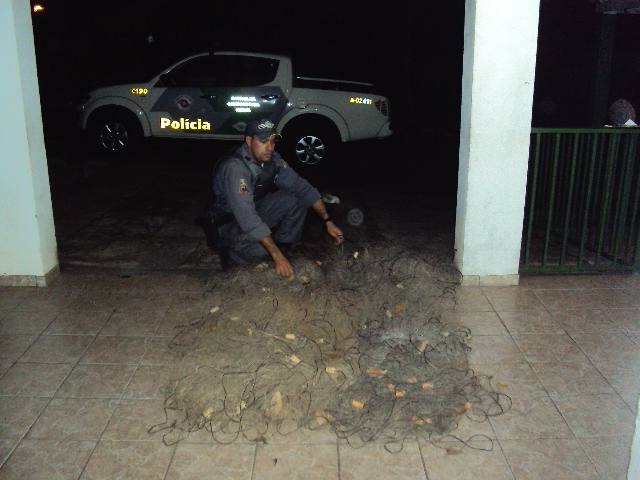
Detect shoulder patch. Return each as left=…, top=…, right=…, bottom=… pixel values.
left=238, top=179, right=249, bottom=194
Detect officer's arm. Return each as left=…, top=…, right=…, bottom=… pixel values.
left=259, top=235, right=294, bottom=278
left=310, top=198, right=344, bottom=245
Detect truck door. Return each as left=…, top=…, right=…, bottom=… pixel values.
left=148, top=54, right=287, bottom=139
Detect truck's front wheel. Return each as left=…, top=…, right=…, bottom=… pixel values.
left=89, top=109, right=142, bottom=155
left=281, top=121, right=340, bottom=166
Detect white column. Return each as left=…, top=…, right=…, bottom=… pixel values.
left=0, top=0, right=58, bottom=287
left=455, top=0, right=540, bottom=286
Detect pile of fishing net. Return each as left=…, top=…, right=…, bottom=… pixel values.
left=151, top=240, right=509, bottom=451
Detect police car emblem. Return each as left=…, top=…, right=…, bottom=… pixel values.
left=238, top=179, right=249, bottom=194
left=175, top=94, right=194, bottom=111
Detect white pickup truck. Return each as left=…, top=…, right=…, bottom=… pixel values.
left=75, top=51, right=392, bottom=165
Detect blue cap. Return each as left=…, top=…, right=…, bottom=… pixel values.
left=245, top=119, right=281, bottom=140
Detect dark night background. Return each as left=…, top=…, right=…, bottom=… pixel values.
left=29, top=0, right=640, bottom=193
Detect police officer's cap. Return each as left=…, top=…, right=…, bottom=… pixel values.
left=245, top=119, right=282, bottom=140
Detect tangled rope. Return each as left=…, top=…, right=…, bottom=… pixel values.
left=150, top=240, right=510, bottom=452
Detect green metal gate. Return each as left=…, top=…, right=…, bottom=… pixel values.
left=520, top=128, right=640, bottom=273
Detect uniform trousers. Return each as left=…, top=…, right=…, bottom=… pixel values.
left=219, top=190, right=307, bottom=265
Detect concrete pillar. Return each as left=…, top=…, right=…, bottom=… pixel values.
left=0, top=0, right=58, bottom=287
left=455, top=0, right=540, bottom=286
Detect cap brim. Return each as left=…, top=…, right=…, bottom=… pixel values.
left=257, top=132, right=282, bottom=140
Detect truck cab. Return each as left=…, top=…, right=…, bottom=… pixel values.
left=76, top=51, right=391, bottom=166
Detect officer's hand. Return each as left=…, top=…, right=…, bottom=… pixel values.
left=326, top=221, right=344, bottom=245
left=274, top=256, right=294, bottom=279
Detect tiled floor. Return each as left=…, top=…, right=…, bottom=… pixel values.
left=0, top=271, right=638, bottom=479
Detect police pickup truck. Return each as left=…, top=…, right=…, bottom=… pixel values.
left=76, top=51, right=392, bottom=166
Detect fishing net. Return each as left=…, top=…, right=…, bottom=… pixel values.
left=151, top=238, right=509, bottom=452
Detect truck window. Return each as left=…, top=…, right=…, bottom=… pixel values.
left=167, top=55, right=280, bottom=88
left=168, top=57, right=218, bottom=87
left=214, top=56, right=280, bottom=87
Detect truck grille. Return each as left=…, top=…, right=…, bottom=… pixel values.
left=375, top=99, right=390, bottom=117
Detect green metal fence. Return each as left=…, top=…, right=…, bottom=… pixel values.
left=520, top=128, right=640, bottom=273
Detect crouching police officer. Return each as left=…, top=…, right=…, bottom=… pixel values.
left=204, top=119, right=344, bottom=278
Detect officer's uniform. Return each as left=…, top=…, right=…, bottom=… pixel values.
left=205, top=143, right=320, bottom=265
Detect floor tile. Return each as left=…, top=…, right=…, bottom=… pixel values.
left=122, top=364, right=172, bottom=400
left=80, top=440, right=174, bottom=480
left=0, top=438, right=18, bottom=465
left=451, top=287, right=493, bottom=312
left=43, top=309, right=112, bottom=335
left=489, top=396, right=573, bottom=440
left=420, top=439, right=514, bottom=480
left=602, top=308, right=640, bottom=333
left=551, top=309, right=620, bottom=334
left=179, top=274, right=213, bottom=293
left=0, top=363, right=72, bottom=397
left=265, top=424, right=338, bottom=444
left=471, top=363, right=547, bottom=397
left=0, top=396, right=49, bottom=439
left=483, top=287, right=546, bottom=312
left=592, top=289, right=640, bottom=309
left=98, top=311, right=164, bottom=336
left=19, top=335, right=94, bottom=364
left=81, top=273, right=136, bottom=293
left=627, top=332, right=640, bottom=347
left=570, top=332, right=640, bottom=365
left=130, top=273, right=187, bottom=293
left=112, top=292, right=175, bottom=315
left=64, top=291, right=122, bottom=312
left=436, top=411, right=497, bottom=441
left=567, top=274, right=632, bottom=289
left=594, top=360, right=640, bottom=398
left=497, top=310, right=564, bottom=335
left=161, top=295, right=210, bottom=327
left=578, top=435, right=633, bottom=480
left=165, top=442, right=255, bottom=480
left=79, top=336, right=151, bottom=364
left=553, top=394, right=636, bottom=437
left=619, top=276, right=640, bottom=289
left=13, top=290, right=78, bottom=314
left=467, top=336, right=527, bottom=365
left=518, top=275, right=576, bottom=290
left=339, top=440, right=425, bottom=480
left=101, top=399, right=166, bottom=441
left=254, top=442, right=338, bottom=480
left=0, top=310, right=58, bottom=335
left=501, top=437, right=599, bottom=480
left=140, top=337, right=174, bottom=365
left=442, top=311, right=509, bottom=336
left=512, top=334, right=588, bottom=363
left=0, top=288, right=34, bottom=310
left=55, top=364, right=137, bottom=398
left=533, top=289, right=600, bottom=310
left=0, top=439, right=96, bottom=480
left=531, top=361, right=615, bottom=396
left=0, top=334, right=38, bottom=363
left=618, top=389, right=640, bottom=413
left=26, top=398, right=118, bottom=440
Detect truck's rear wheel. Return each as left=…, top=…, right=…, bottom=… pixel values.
left=282, top=121, right=340, bottom=166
